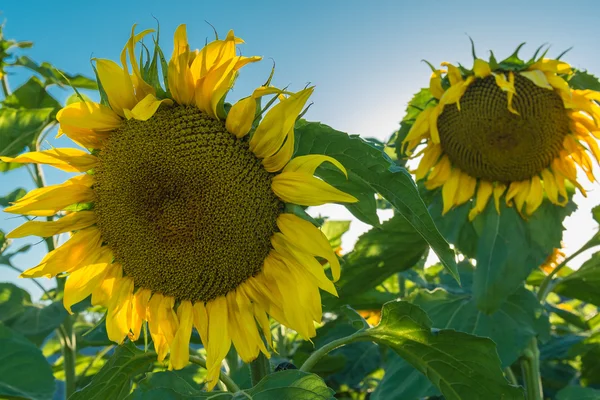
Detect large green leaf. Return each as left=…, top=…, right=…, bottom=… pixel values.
left=556, top=386, right=600, bottom=400
left=294, top=121, right=458, bottom=281
left=371, top=352, right=439, bottom=400
left=328, top=213, right=428, bottom=307
left=70, top=342, right=155, bottom=400
left=0, top=323, right=55, bottom=400
left=568, top=70, right=600, bottom=91
left=0, top=187, right=26, bottom=207
left=13, top=56, right=98, bottom=89
left=412, top=278, right=549, bottom=367
left=0, top=282, right=31, bottom=322
left=553, top=251, right=600, bottom=306
left=473, top=198, right=573, bottom=313
left=129, top=370, right=334, bottom=399
left=3, top=76, right=61, bottom=112
left=8, top=301, right=68, bottom=346
left=354, top=301, right=523, bottom=399
left=0, top=107, right=54, bottom=157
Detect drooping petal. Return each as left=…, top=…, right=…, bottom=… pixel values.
left=205, top=296, right=231, bottom=391
left=520, top=70, right=552, bottom=90
left=493, top=183, right=506, bottom=213
left=192, top=301, right=209, bottom=348
left=283, top=154, right=347, bottom=178
left=429, top=70, right=445, bottom=99
left=441, top=62, right=463, bottom=86
left=468, top=180, right=493, bottom=221
left=0, top=148, right=97, bottom=173
left=441, top=168, right=461, bottom=214
left=20, top=228, right=102, bottom=278
left=494, top=72, right=519, bottom=115
left=106, top=276, right=134, bottom=344
left=525, top=175, right=544, bottom=215
left=170, top=300, right=194, bottom=370
left=63, top=247, right=113, bottom=313
left=92, top=263, right=123, bottom=306
left=123, top=94, right=173, bottom=121
left=57, top=101, right=121, bottom=132
left=148, top=293, right=169, bottom=361
left=129, top=288, right=152, bottom=341
left=226, top=291, right=268, bottom=363
left=425, top=155, right=452, bottom=189
left=404, top=107, right=433, bottom=144
left=473, top=59, right=491, bottom=78
left=250, top=87, right=314, bottom=159
left=454, top=171, right=477, bottom=206
left=277, top=213, right=341, bottom=282
left=7, top=211, right=96, bottom=238
left=414, top=144, right=442, bottom=180
left=541, top=169, right=559, bottom=205
left=272, top=172, right=358, bottom=206
left=95, top=59, right=137, bottom=116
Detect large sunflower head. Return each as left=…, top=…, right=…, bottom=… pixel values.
left=1, top=24, right=356, bottom=389
left=402, top=44, right=600, bottom=220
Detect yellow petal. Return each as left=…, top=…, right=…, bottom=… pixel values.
left=263, top=127, right=294, bottom=172
left=250, top=87, right=314, bottom=159
left=525, top=175, right=544, bottom=215
left=122, top=25, right=155, bottom=100
left=541, top=169, right=559, bottom=205
left=430, top=70, right=445, bottom=99
left=545, top=72, right=571, bottom=101
left=277, top=213, right=341, bottom=282
left=92, top=263, right=123, bottom=306
left=441, top=168, right=461, bottom=215
left=529, top=59, right=572, bottom=74
left=8, top=211, right=95, bottom=238
left=454, top=171, right=477, bottom=206
left=520, top=70, right=552, bottom=90
left=106, top=276, right=134, bottom=344
left=429, top=106, right=442, bottom=143
left=95, top=59, right=137, bottom=116
left=20, top=228, right=102, bottom=278
left=473, top=59, right=491, bottom=78
left=194, top=58, right=239, bottom=117
left=468, top=181, right=493, bottom=221
left=493, top=183, right=506, bottom=213
left=130, top=288, right=152, bottom=341
left=226, top=96, right=257, bottom=138
left=404, top=107, right=433, bottom=143
left=283, top=154, right=347, bottom=178
left=192, top=301, right=209, bottom=348
left=414, top=144, right=442, bottom=181
left=4, top=178, right=94, bottom=216
left=170, top=300, right=194, bottom=370
left=272, top=172, right=357, bottom=206
left=58, top=124, right=108, bottom=150
left=158, top=296, right=179, bottom=346
left=148, top=293, right=169, bottom=361
left=494, top=72, right=519, bottom=115
left=506, top=180, right=529, bottom=212
left=123, top=94, right=173, bottom=121
left=205, top=296, right=231, bottom=391
left=0, top=148, right=97, bottom=173
left=63, top=247, right=113, bottom=314
left=226, top=291, right=267, bottom=363
left=57, top=101, right=121, bottom=132
left=439, top=77, right=475, bottom=110
left=425, top=155, right=452, bottom=189
left=168, top=25, right=195, bottom=106
left=441, top=62, right=463, bottom=86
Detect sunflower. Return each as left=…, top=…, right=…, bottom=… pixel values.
left=402, top=45, right=600, bottom=220
left=1, top=25, right=357, bottom=389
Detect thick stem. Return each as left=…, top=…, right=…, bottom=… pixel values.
left=60, top=317, right=77, bottom=398
left=299, top=334, right=361, bottom=372
left=249, top=352, right=271, bottom=386
left=188, top=354, right=240, bottom=392
left=504, top=366, right=518, bottom=386
left=521, top=338, right=543, bottom=400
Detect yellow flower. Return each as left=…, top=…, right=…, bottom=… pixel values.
left=1, top=25, right=357, bottom=390
left=403, top=46, right=600, bottom=220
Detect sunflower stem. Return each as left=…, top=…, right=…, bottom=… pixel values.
left=520, top=338, right=543, bottom=400
left=249, top=352, right=271, bottom=386
left=537, top=246, right=589, bottom=302
left=0, top=75, right=10, bottom=98
left=299, top=334, right=361, bottom=373
left=188, top=354, right=240, bottom=392
left=60, top=315, right=77, bottom=398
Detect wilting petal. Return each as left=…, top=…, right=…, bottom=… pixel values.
left=123, top=94, right=173, bottom=121
left=283, top=154, right=347, bottom=178
left=170, top=301, right=194, bottom=370
left=129, top=288, right=152, bottom=341
left=468, top=181, right=493, bottom=221
left=106, top=277, right=134, bottom=344
left=272, top=172, right=358, bottom=206
left=473, top=59, right=491, bottom=78
left=205, top=296, right=231, bottom=391
left=441, top=168, right=460, bottom=214
left=520, top=70, right=552, bottom=90
left=441, top=62, right=463, bottom=86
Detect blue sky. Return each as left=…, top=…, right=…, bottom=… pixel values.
left=1, top=0, right=600, bottom=298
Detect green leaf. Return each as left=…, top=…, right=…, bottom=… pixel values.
left=0, top=107, right=54, bottom=157
left=70, top=342, right=155, bottom=400
left=371, top=353, right=439, bottom=400
left=553, top=252, right=600, bottom=306
left=13, top=56, right=98, bottom=89
left=8, top=301, right=68, bottom=346
left=474, top=198, right=573, bottom=313
left=3, top=76, right=61, bottom=113
left=412, top=268, right=550, bottom=367
left=572, top=333, right=600, bottom=387
left=0, top=323, right=55, bottom=400
left=130, top=370, right=334, bottom=400
left=244, top=370, right=335, bottom=399
left=328, top=214, right=428, bottom=306
left=320, top=220, right=350, bottom=249
left=294, top=121, right=458, bottom=281
left=0, top=187, right=26, bottom=207
left=0, top=230, right=6, bottom=254
left=0, top=282, right=30, bottom=322
left=556, top=386, right=600, bottom=400
left=568, top=70, right=600, bottom=91
left=358, top=301, right=523, bottom=400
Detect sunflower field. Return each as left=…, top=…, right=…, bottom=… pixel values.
left=0, top=3, right=599, bottom=400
